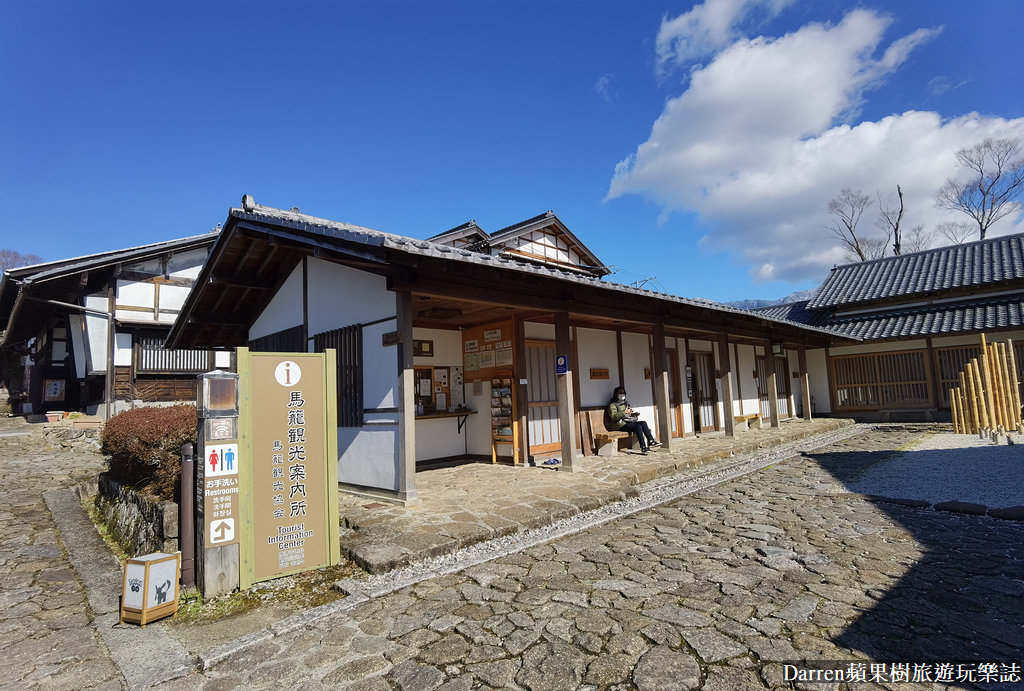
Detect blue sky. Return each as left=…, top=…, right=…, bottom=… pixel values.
left=2, top=0, right=1023, bottom=302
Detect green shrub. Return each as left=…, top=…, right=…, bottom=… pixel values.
left=101, top=404, right=197, bottom=501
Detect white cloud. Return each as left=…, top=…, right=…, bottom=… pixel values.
left=610, top=9, right=1024, bottom=283
left=594, top=73, right=615, bottom=103
left=656, top=0, right=794, bottom=74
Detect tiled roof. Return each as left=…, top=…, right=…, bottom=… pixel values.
left=752, top=301, right=829, bottom=327
left=822, top=297, right=1024, bottom=340
left=228, top=204, right=843, bottom=338
left=808, top=233, right=1024, bottom=309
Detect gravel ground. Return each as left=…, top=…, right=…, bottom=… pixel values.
left=848, top=430, right=1024, bottom=508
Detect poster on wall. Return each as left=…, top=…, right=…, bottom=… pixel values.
left=464, top=353, right=480, bottom=371
left=495, top=348, right=513, bottom=366
left=484, top=328, right=502, bottom=342
left=464, top=340, right=479, bottom=353
left=478, top=351, right=495, bottom=369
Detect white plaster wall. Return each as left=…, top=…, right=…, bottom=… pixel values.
left=363, top=319, right=397, bottom=410
left=829, top=339, right=928, bottom=356
left=338, top=425, right=399, bottom=490
left=621, top=331, right=653, bottom=421
left=525, top=322, right=555, bottom=340
left=464, top=377, right=494, bottom=457
left=250, top=262, right=304, bottom=340
left=807, top=348, right=830, bottom=414
left=114, top=333, right=132, bottom=366
left=413, top=327, right=470, bottom=461
left=306, top=258, right=394, bottom=337
left=214, top=351, right=232, bottom=368
left=734, top=344, right=759, bottom=417
left=577, top=327, right=619, bottom=408
left=933, top=331, right=1024, bottom=348
left=83, top=294, right=108, bottom=374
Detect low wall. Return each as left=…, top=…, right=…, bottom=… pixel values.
left=95, top=472, right=179, bottom=556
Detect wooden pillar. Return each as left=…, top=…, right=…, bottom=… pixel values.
left=1007, top=339, right=1022, bottom=430
left=960, top=371, right=975, bottom=433
left=515, top=317, right=530, bottom=464
left=554, top=312, right=578, bottom=472
left=798, top=346, right=812, bottom=421
left=105, top=284, right=116, bottom=420
left=950, top=390, right=960, bottom=433
left=980, top=334, right=997, bottom=430
left=652, top=324, right=673, bottom=449
left=970, top=359, right=988, bottom=435
left=718, top=333, right=736, bottom=438
left=766, top=342, right=780, bottom=428
left=395, top=291, right=418, bottom=504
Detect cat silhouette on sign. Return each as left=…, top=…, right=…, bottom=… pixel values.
left=154, top=579, right=172, bottom=605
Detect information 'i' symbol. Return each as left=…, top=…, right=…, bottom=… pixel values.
left=274, top=360, right=302, bottom=387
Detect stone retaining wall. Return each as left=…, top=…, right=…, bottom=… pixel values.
left=95, top=472, right=179, bottom=556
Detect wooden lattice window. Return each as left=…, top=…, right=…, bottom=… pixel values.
left=247, top=325, right=305, bottom=353
left=313, top=324, right=363, bottom=427
left=830, top=350, right=931, bottom=410
left=135, top=334, right=212, bottom=373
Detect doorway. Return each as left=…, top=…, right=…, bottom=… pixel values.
left=689, top=351, right=718, bottom=432
left=525, top=341, right=561, bottom=455
left=667, top=348, right=685, bottom=437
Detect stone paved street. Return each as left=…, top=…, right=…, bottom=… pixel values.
left=0, top=416, right=123, bottom=690
left=154, top=425, right=1024, bottom=690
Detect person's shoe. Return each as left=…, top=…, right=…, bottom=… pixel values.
left=641, top=447, right=649, bottom=454
left=649, top=440, right=662, bottom=448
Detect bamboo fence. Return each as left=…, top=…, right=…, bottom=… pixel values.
left=949, top=335, right=1023, bottom=437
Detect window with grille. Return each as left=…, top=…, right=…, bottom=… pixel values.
left=830, top=350, right=930, bottom=410
left=313, top=324, right=363, bottom=427
left=135, top=335, right=212, bottom=373
left=247, top=325, right=305, bottom=353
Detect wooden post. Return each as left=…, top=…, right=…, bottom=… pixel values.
left=993, top=343, right=1008, bottom=431
left=395, top=291, right=418, bottom=504
left=960, top=372, right=974, bottom=434
left=718, top=333, right=735, bottom=439
left=1007, top=339, right=1022, bottom=430
left=968, top=361, right=985, bottom=433
left=959, top=385, right=970, bottom=434
left=798, top=346, right=812, bottom=421
left=554, top=311, right=578, bottom=472
left=997, top=342, right=1013, bottom=431
left=950, top=389, right=960, bottom=433
left=980, top=334, right=997, bottom=431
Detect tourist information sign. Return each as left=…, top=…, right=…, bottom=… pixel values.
left=236, top=348, right=340, bottom=587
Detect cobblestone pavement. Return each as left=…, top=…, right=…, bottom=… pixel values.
left=0, top=416, right=124, bottom=690
left=155, top=425, right=1024, bottom=690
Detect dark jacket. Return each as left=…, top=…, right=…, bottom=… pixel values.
left=606, top=399, right=633, bottom=430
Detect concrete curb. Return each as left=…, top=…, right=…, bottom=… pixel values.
left=45, top=487, right=196, bottom=690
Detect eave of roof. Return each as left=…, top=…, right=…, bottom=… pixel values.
left=166, top=200, right=857, bottom=349
left=809, top=232, right=1024, bottom=309
left=822, top=296, right=1024, bottom=341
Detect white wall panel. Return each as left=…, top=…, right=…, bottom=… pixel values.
left=250, top=262, right=304, bottom=340
left=576, top=327, right=619, bottom=408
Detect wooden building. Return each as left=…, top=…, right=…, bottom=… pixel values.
left=0, top=233, right=226, bottom=417
left=757, top=232, right=1024, bottom=417
left=167, top=195, right=852, bottom=504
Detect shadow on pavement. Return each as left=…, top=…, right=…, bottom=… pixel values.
left=802, top=432, right=1024, bottom=669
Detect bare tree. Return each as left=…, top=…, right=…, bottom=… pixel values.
left=936, top=221, right=975, bottom=245
left=827, top=188, right=874, bottom=261
left=876, top=185, right=906, bottom=255
left=0, top=249, right=43, bottom=271
left=860, top=235, right=891, bottom=260
left=901, top=224, right=935, bottom=253
left=935, top=137, right=1024, bottom=240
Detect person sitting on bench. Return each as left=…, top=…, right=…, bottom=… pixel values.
left=606, top=386, right=660, bottom=454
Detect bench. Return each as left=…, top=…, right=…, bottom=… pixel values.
left=734, top=413, right=761, bottom=431
left=585, top=409, right=631, bottom=456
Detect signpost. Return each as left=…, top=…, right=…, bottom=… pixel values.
left=237, top=348, right=340, bottom=588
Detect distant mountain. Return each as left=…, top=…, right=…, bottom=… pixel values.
left=727, top=287, right=819, bottom=310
